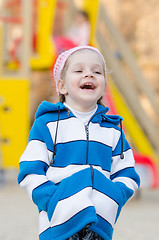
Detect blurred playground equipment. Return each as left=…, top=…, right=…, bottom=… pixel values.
left=0, top=0, right=31, bottom=169
left=0, top=0, right=158, bottom=187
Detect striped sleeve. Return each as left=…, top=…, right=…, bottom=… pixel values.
left=17, top=119, right=59, bottom=220
left=110, top=130, right=140, bottom=220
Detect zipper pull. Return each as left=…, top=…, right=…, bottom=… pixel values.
left=67, top=109, right=70, bottom=117
left=85, top=125, right=89, bottom=139
left=50, top=152, right=55, bottom=164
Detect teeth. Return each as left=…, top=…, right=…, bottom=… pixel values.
left=81, top=83, right=95, bottom=89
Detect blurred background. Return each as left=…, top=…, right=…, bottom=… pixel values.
left=0, top=0, right=159, bottom=239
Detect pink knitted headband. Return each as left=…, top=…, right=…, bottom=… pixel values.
left=52, top=46, right=107, bottom=93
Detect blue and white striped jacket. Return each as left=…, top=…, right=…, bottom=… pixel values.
left=18, top=101, right=140, bottom=240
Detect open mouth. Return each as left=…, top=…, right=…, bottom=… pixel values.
left=80, top=82, right=96, bottom=90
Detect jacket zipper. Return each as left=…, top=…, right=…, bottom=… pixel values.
left=85, top=124, right=94, bottom=182
left=84, top=109, right=107, bottom=163
left=85, top=124, right=89, bottom=164
left=84, top=110, right=107, bottom=180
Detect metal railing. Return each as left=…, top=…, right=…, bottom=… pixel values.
left=96, top=4, right=159, bottom=157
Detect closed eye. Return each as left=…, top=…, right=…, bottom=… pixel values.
left=75, top=70, right=83, bottom=73
left=95, top=71, right=101, bottom=74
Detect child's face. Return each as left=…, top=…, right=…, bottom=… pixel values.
left=57, top=49, right=106, bottom=112
left=75, top=13, right=87, bottom=25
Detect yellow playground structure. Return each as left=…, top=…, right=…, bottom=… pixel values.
left=0, top=0, right=31, bottom=168
left=0, top=0, right=159, bottom=172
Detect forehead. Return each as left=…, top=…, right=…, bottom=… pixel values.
left=67, top=49, right=104, bottom=67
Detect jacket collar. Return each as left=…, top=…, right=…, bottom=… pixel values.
left=35, top=101, right=122, bottom=126
left=89, top=104, right=123, bottom=126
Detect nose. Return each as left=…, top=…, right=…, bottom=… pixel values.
left=83, top=70, right=94, bottom=78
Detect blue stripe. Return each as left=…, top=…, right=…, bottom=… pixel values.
left=51, top=207, right=97, bottom=239
left=32, top=180, right=58, bottom=213
left=18, top=161, right=49, bottom=183
left=54, top=141, right=87, bottom=167
left=29, top=119, right=54, bottom=152
left=93, top=169, right=124, bottom=206
left=110, top=168, right=140, bottom=221
left=37, top=105, right=75, bottom=124
left=39, top=209, right=112, bottom=240
left=39, top=227, right=51, bottom=240
left=39, top=207, right=113, bottom=240
left=54, top=141, right=112, bottom=172
left=110, top=166, right=135, bottom=179
left=110, top=167, right=140, bottom=187
left=58, top=168, right=92, bottom=201
left=113, top=181, right=134, bottom=221
left=88, top=141, right=112, bottom=171
left=90, top=214, right=113, bottom=240
left=100, top=121, right=121, bottom=131
left=29, top=120, right=43, bottom=142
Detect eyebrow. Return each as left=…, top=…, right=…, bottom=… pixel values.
left=72, top=63, right=83, bottom=68
left=93, top=64, right=103, bottom=69
left=72, top=63, right=103, bottom=68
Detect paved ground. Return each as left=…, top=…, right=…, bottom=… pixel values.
left=0, top=171, right=159, bottom=240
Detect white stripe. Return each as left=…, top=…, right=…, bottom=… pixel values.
left=111, top=149, right=135, bottom=175
left=47, top=119, right=121, bottom=149
left=38, top=188, right=119, bottom=234
left=112, top=177, right=139, bottom=191
left=50, top=187, right=94, bottom=227
left=89, top=122, right=120, bottom=149
left=91, top=189, right=118, bottom=227
left=19, top=140, right=52, bottom=165
left=46, top=165, right=110, bottom=184
left=47, top=118, right=86, bottom=143
left=46, top=165, right=90, bottom=184
left=19, top=174, right=49, bottom=200
left=39, top=211, right=50, bottom=235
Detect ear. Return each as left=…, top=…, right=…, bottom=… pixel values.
left=57, top=79, right=68, bottom=95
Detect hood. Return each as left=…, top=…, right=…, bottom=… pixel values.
left=35, top=101, right=123, bottom=125
left=91, top=104, right=123, bottom=126
left=93, top=105, right=124, bottom=159
left=35, top=101, right=65, bottom=119
left=103, top=114, right=123, bottom=125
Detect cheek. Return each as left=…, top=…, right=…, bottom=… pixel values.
left=99, top=77, right=106, bottom=87
left=67, top=78, right=79, bottom=90
left=100, top=79, right=107, bottom=95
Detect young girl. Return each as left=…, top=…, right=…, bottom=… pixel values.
left=18, top=46, right=140, bottom=240
left=66, top=10, right=90, bottom=46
